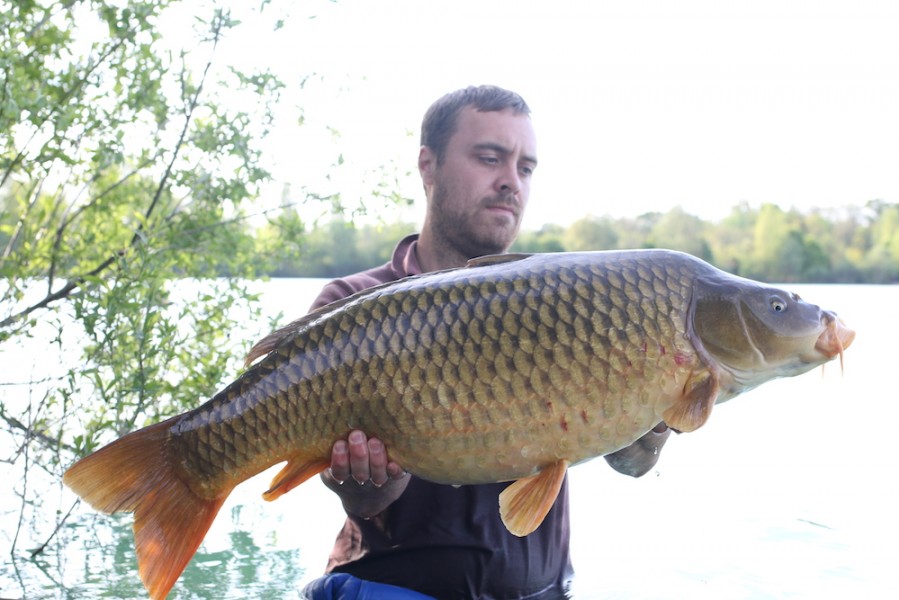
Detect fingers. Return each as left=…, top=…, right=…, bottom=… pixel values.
left=324, top=431, right=412, bottom=517
left=329, top=439, right=351, bottom=483
left=385, top=461, right=406, bottom=481
left=329, top=430, right=403, bottom=487
left=367, top=437, right=390, bottom=487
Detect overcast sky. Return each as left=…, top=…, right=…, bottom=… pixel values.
left=214, top=0, right=899, bottom=227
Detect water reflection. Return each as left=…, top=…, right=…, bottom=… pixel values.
left=177, top=529, right=305, bottom=599
left=2, top=507, right=307, bottom=600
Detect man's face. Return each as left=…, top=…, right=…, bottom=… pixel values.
left=420, top=107, right=537, bottom=258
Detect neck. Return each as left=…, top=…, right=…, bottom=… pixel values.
left=415, top=231, right=472, bottom=273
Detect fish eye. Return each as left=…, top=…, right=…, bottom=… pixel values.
left=770, top=296, right=787, bottom=312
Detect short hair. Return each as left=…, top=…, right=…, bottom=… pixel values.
left=421, top=85, right=531, bottom=163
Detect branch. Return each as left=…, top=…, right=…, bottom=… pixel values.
left=1, top=411, right=77, bottom=455
left=0, top=178, right=43, bottom=263
left=46, top=152, right=161, bottom=291
left=0, top=13, right=227, bottom=333
left=0, top=34, right=128, bottom=190
left=136, top=13, right=225, bottom=242
left=28, top=500, right=80, bottom=558
left=0, top=254, right=116, bottom=330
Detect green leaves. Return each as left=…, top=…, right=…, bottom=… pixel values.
left=0, top=2, right=287, bottom=545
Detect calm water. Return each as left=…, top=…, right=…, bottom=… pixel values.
left=2, top=280, right=897, bottom=599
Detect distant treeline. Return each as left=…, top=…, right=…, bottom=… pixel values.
left=265, top=200, right=899, bottom=284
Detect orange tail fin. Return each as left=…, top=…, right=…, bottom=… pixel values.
left=63, top=419, right=231, bottom=600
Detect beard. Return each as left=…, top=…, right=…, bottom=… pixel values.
left=430, top=179, right=522, bottom=259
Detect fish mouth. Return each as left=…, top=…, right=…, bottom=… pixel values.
left=814, top=312, right=856, bottom=370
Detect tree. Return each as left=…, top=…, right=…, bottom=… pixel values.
left=514, top=223, right=566, bottom=253
left=864, top=201, right=899, bottom=281
left=646, top=207, right=713, bottom=261
left=562, top=216, right=618, bottom=251
left=0, top=0, right=297, bottom=571
left=708, top=202, right=757, bottom=275
left=747, top=203, right=798, bottom=280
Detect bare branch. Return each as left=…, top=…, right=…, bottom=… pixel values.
left=1, top=412, right=76, bottom=455
left=28, top=501, right=81, bottom=558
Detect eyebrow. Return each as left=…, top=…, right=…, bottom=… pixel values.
left=473, top=142, right=538, bottom=167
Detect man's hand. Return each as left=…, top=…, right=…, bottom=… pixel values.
left=321, top=430, right=410, bottom=518
left=604, top=422, right=672, bottom=477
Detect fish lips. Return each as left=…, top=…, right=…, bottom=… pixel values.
left=813, top=312, right=855, bottom=364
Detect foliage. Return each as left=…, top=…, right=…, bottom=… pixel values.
left=0, top=3, right=895, bottom=594
left=269, top=201, right=899, bottom=283
left=0, top=0, right=299, bottom=568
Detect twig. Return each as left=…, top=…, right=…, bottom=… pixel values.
left=0, top=12, right=226, bottom=333
left=28, top=500, right=81, bottom=558
left=0, top=411, right=76, bottom=455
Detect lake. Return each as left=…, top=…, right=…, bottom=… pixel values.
left=2, top=279, right=897, bottom=599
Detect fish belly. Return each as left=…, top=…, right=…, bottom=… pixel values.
left=171, top=251, right=702, bottom=490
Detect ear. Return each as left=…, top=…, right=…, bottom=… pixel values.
left=418, top=145, right=436, bottom=186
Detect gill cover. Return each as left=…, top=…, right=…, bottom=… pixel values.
left=689, top=274, right=828, bottom=395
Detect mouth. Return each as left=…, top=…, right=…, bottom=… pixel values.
left=485, top=205, right=517, bottom=218
left=814, top=312, right=856, bottom=371
left=484, top=197, right=519, bottom=219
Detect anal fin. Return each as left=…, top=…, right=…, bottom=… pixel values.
left=263, top=456, right=330, bottom=501
left=499, top=460, right=569, bottom=537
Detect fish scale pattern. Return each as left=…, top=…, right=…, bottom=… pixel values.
left=170, top=251, right=704, bottom=491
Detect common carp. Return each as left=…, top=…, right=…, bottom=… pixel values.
left=63, top=249, right=854, bottom=599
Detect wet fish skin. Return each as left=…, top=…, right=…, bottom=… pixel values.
left=175, top=250, right=701, bottom=490
left=63, top=249, right=854, bottom=600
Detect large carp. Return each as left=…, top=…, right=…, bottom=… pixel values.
left=64, top=249, right=854, bottom=599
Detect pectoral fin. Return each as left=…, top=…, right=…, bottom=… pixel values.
left=499, top=460, right=569, bottom=536
left=262, top=456, right=330, bottom=501
left=662, top=370, right=719, bottom=433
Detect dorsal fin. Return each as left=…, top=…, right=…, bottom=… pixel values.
left=244, top=277, right=414, bottom=366
left=466, top=252, right=532, bottom=268
left=244, top=308, right=327, bottom=366
left=247, top=253, right=534, bottom=366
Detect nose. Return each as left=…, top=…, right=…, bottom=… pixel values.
left=497, top=164, right=521, bottom=196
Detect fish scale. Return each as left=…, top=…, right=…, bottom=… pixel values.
left=63, top=249, right=855, bottom=600
left=215, top=252, right=689, bottom=482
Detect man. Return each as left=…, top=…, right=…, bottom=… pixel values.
left=305, top=85, right=671, bottom=599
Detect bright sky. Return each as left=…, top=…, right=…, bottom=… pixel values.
left=218, top=0, right=899, bottom=228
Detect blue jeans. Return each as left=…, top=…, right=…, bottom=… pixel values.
left=303, top=573, right=437, bottom=600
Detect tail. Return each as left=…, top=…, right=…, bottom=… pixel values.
left=63, top=419, right=231, bottom=600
